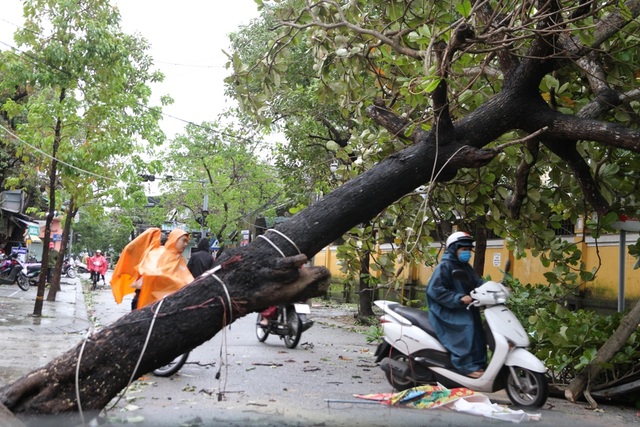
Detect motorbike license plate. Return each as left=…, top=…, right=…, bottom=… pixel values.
left=294, top=303, right=310, bottom=314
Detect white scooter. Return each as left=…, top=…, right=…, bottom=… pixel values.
left=373, top=268, right=548, bottom=408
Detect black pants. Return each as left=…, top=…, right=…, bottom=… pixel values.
left=131, top=289, right=141, bottom=311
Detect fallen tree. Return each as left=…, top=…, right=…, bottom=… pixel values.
left=3, top=0, right=640, bottom=422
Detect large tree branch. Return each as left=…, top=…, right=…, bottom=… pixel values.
left=533, top=112, right=640, bottom=152
left=506, top=140, right=540, bottom=218
left=566, top=298, right=640, bottom=404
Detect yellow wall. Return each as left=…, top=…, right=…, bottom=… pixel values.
left=312, top=233, right=640, bottom=301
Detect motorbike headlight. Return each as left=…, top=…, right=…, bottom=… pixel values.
left=493, top=290, right=508, bottom=304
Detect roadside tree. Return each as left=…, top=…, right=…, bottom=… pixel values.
left=156, top=121, right=285, bottom=245
left=0, top=0, right=166, bottom=313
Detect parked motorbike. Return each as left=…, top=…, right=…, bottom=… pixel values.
left=0, top=263, right=29, bottom=291
left=373, top=266, right=548, bottom=408
left=0, top=255, right=20, bottom=276
left=20, top=262, right=42, bottom=286
left=76, top=261, right=90, bottom=274
left=255, top=303, right=314, bottom=349
left=61, top=257, right=77, bottom=279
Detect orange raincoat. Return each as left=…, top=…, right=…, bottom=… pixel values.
left=110, top=228, right=194, bottom=308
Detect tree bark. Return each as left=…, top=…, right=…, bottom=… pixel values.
left=357, top=248, right=375, bottom=320
left=47, top=200, right=76, bottom=301
left=1, top=251, right=329, bottom=422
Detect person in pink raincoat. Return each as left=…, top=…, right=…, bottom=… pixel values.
left=89, top=249, right=108, bottom=286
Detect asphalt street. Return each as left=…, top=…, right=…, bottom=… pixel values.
left=1, top=271, right=639, bottom=427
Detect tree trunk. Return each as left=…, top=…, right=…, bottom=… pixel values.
left=357, top=248, right=375, bottom=320
left=47, top=200, right=77, bottom=301
left=473, top=215, right=488, bottom=276
left=34, top=89, right=65, bottom=316
left=0, top=118, right=499, bottom=419
left=1, top=251, right=329, bottom=421
left=565, top=297, right=640, bottom=405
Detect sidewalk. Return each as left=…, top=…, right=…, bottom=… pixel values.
left=0, top=277, right=91, bottom=386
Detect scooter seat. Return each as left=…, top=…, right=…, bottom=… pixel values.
left=394, top=306, right=438, bottom=338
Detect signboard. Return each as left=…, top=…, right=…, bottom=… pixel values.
left=240, top=229, right=250, bottom=247
left=28, top=225, right=40, bottom=236
left=493, top=253, right=501, bottom=267
left=611, top=214, right=640, bottom=232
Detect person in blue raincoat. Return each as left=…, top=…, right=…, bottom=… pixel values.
left=426, top=231, right=486, bottom=378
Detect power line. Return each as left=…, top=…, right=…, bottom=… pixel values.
left=0, top=36, right=267, bottom=147
left=0, top=124, right=117, bottom=182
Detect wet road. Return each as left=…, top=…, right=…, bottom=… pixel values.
left=1, top=271, right=639, bottom=426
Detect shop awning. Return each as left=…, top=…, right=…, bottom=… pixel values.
left=27, top=234, right=42, bottom=244
left=11, top=217, right=40, bottom=228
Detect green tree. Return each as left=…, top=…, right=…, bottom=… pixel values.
left=4, top=1, right=640, bottom=417
left=157, top=121, right=285, bottom=245
left=0, top=0, right=166, bottom=313
left=228, top=0, right=640, bottom=400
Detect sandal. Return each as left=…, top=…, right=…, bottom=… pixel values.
left=467, top=370, right=484, bottom=378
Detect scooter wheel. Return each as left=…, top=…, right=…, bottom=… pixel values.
left=283, top=308, right=302, bottom=349
left=256, top=314, right=269, bottom=342
left=506, top=367, right=548, bottom=408
left=153, top=352, right=189, bottom=377
left=16, top=274, right=29, bottom=291
left=66, top=268, right=77, bottom=279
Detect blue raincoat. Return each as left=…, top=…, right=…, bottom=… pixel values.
left=426, top=245, right=486, bottom=375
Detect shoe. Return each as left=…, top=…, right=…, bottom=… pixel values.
left=466, top=370, right=484, bottom=378
left=258, top=319, right=269, bottom=327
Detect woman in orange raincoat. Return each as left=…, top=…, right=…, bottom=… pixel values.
left=110, top=228, right=194, bottom=309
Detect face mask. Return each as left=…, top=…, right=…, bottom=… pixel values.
left=458, top=250, right=471, bottom=263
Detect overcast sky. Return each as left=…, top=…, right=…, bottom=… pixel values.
left=0, top=0, right=261, bottom=138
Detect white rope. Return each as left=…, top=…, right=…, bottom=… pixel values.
left=256, top=234, right=286, bottom=257
left=197, top=265, right=232, bottom=400
left=265, top=229, right=301, bottom=254
left=75, top=328, right=94, bottom=426
left=209, top=271, right=233, bottom=325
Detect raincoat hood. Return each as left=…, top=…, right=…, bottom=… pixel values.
left=165, top=228, right=190, bottom=253
left=196, top=237, right=210, bottom=252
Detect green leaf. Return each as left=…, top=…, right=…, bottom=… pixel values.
left=455, top=0, right=473, bottom=18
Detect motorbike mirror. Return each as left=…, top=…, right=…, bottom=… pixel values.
left=452, top=269, right=469, bottom=282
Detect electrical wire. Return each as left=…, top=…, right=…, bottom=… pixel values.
left=0, top=123, right=118, bottom=182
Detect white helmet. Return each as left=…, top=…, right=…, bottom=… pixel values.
left=445, top=231, right=474, bottom=249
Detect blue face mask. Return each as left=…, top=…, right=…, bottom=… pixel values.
left=458, top=250, right=472, bottom=263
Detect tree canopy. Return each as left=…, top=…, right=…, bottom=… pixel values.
left=0, top=0, right=167, bottom=313
left=228, top=0, right=640, bottom=287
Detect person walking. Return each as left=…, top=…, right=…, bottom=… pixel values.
left=426, top=231, right=486, bottom=378
left=187, top=237, right=214, bottom=278
left=110, top=228, right=193, bottom=310
left=47, top=242, right=60, bottom=284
